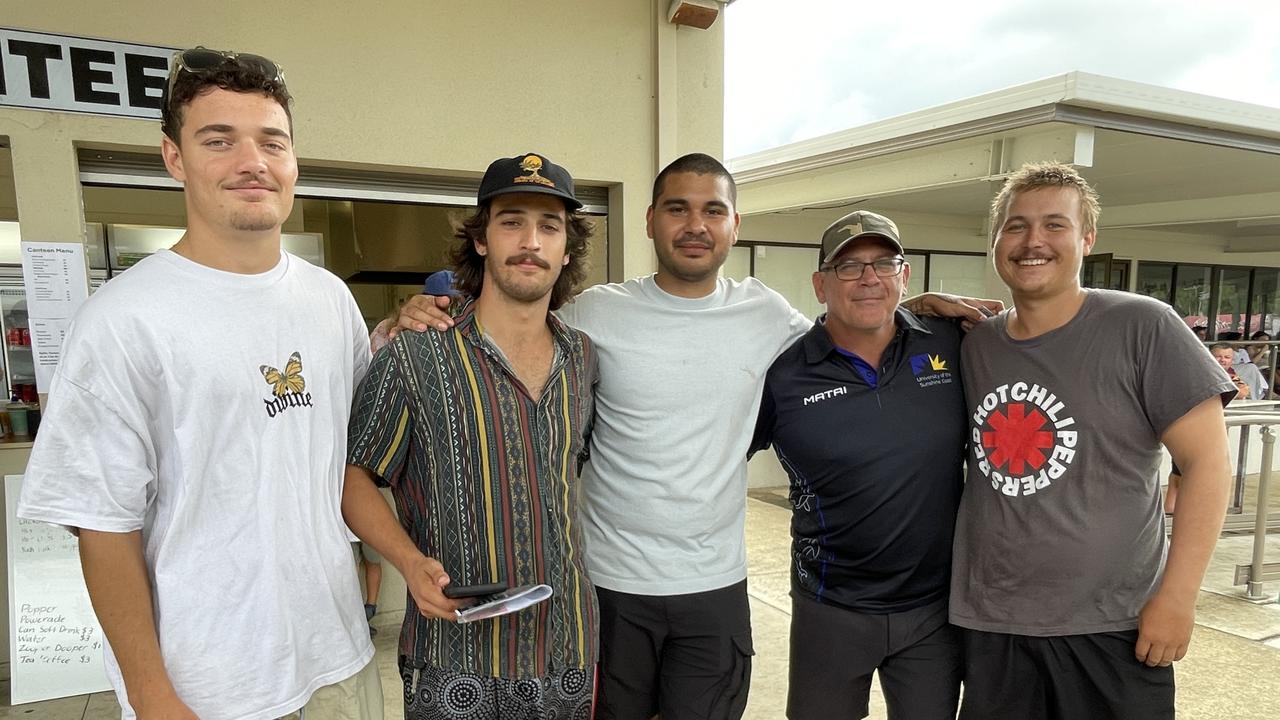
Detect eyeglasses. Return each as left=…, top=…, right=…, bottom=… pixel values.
left=166, top=47, right=286, bottom=103
left=822, top=257, right=906, bottom=280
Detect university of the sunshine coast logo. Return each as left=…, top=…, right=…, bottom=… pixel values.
left=259, top=351, right=314, bottom=418
left=971, top=381, right=1077, bottom=497
left=909, top=353, right=953, bottom=388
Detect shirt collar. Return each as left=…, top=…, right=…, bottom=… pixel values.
left=455, top=297, right=577, bottom=353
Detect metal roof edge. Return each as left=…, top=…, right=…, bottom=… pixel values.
left=1062, top=72, right=1280, bottom=137
left=730, top=72, right=1280, bottom=182
left=729, top=74, right=1076, bottom=175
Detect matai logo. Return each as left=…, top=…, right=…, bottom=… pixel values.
left=803, top=385, right=847, bottom=405
left=971, top=381, right=1077, bottom=497
left=259, top=351, right=314, bottom=418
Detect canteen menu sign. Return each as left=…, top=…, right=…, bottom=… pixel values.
left=20, top=241, right=90, bottom=392
left=0, top=28, right=174, bottom=119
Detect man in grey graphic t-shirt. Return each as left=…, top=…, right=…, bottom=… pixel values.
left=951, top=162, right=1236, bottom=720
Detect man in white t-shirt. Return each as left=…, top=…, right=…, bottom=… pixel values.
left=17, top=48, right=380, bottom=720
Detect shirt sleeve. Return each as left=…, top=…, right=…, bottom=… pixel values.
left=770, top=299, right=814, bottom=363
left=749, top=378, right=777, bottom=459
left=578, top=335, right=600, bottom=469
left=786, top=303, right=813, bottom=343
left=554, top=291, right=597, bottom=332
left=552, top=303, right=575, bottom=328
left=346, top=337, right=413, bottom=487
left=347, top=293, right=373, bottom=385
left=18, top=374, right=155, bottom=532
left=1140, top=305, right=1239, bottom=438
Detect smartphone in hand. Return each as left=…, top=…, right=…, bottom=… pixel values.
left=442, top=582, right=507, bottom=599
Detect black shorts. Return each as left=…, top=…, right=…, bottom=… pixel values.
left=787, top=594, right=960, bottom=720
left=959, top=628, right=1175, bottom=720
left=595, top=580, right=753, bottom=720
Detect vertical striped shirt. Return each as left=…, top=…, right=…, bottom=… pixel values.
left=347, top=301, right=598, bottom=678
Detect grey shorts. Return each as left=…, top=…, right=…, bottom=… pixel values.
left=787, top=594, right=960, bottom=720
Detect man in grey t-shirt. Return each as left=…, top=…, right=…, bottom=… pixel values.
left=951, top=162, right=1235, bottom=720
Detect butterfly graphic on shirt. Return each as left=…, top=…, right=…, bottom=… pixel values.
left=260, top=352, right=306, bottom=396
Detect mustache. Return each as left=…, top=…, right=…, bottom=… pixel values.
left=505, top=253, right=550, bottom=269
left=674, top=238, right=712, bottom=249
left=224, top=180, right=279, bottom=191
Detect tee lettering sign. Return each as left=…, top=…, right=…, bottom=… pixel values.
left=0, top=28, right=173, bottom=120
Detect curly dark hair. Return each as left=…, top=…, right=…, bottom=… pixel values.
left=451, top=203, right=593, bottom=311
left=161, top=57, right=293, bottom=143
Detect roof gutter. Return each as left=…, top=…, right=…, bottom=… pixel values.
left=730, top=72, right=1280, bottom=184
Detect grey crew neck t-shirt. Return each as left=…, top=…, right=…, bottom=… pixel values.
left=950, top=289, right=1236, bottom=636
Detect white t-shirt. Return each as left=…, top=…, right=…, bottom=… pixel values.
left=18, top=250, right=373, bottom=720
left=557, top=275, right=810, bottom=595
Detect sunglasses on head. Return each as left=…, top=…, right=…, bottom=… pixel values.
left=165, top=46, right=286, bottom=101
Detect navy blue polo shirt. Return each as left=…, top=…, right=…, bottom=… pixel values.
left=750, top=307, right=966, bottom=614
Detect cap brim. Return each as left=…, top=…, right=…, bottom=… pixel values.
left=478, top=185, right=583, bottom=211
left=821, top=233, right=904, bottom=266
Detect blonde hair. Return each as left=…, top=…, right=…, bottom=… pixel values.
left=989, top=162, right=1100, bottom=243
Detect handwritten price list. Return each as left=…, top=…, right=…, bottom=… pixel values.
left=15, top=602, right=102, bottom=666
left=6, top=476, right=111, bottom=704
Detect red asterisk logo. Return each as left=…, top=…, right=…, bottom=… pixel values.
left=982, top=403, right=1054, bottom=474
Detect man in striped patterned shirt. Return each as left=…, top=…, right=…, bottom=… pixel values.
left=341, top=153, right=599, bottom=719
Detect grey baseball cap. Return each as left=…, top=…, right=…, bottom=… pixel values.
left=818, top=210, right=904, bottom=268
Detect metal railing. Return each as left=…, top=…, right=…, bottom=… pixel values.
left=1221, top=413, right=1280, bottom=600
left=1218, top=408, right=1280, bottom=529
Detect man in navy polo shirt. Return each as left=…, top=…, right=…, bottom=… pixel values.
left=751, top=210, right=967, bottom=720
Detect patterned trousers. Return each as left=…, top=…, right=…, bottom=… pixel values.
left=400, top=662, right=594, bottom=720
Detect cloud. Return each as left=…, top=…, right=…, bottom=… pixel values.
left=726, top=0, right=1280, bottom=157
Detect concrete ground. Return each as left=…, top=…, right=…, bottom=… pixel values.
left=4, top=492, right=1279, bottom=719
left=742, top=488, right=1280, bottom=720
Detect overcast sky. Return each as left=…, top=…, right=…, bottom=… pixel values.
left=724, top=0, right=1280, bottom=158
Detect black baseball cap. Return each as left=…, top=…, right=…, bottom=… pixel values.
left=818, top=210, right=904, bottom=268
left=476, top=153, right=582, bottom=211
